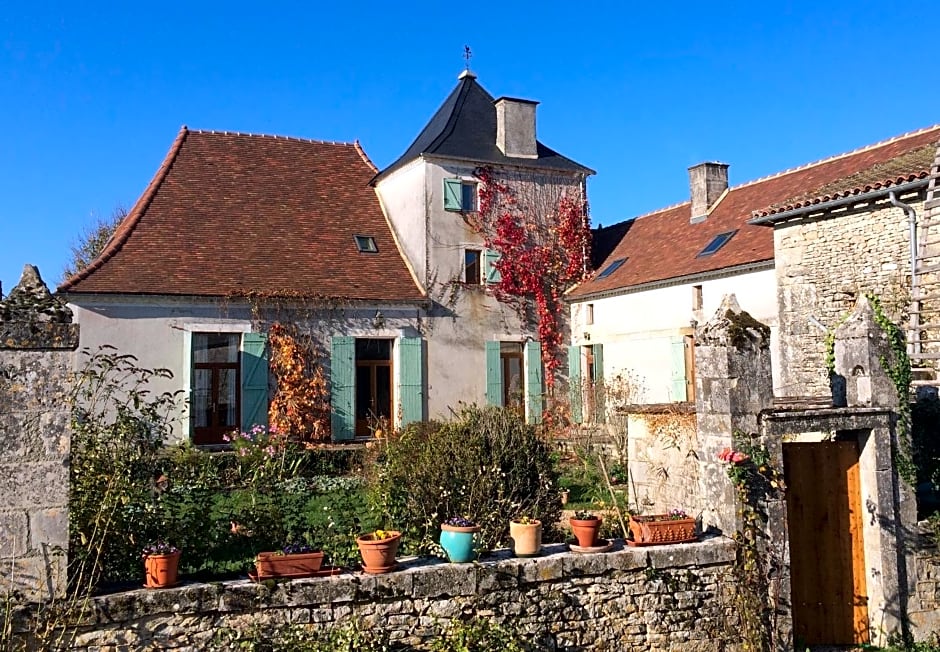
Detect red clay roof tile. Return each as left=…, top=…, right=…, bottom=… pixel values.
left=569, top=124, right=940, bottom=299
left=60, top=128, right=426, bottom=302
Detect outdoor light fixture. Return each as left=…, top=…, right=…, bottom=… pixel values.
left=372, top=310, right=386, bottom=330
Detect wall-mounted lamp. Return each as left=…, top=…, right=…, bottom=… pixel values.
left=372, top=310, right=386, bottom=330
left=583, top=331, right=591, bottom=341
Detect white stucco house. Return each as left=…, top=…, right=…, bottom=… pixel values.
left=60, top=71, right=592, bottom=444
left=567, top=127, right=940, bottom=416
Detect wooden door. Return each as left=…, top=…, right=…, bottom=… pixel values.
left=784, top=441, right=869, bottom=646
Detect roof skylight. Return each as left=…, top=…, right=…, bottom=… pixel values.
left=697, top=230, right=737, bottom=257
left=596, top=258, right=626, bottom=279
left=354, top=235, right=378, bottom=253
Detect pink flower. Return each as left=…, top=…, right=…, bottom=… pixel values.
left=730, top=452, right=750, bottom=464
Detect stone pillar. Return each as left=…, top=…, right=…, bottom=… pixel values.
left=833, top=295, right=914, bottom=642
left=0, top=265, right=78, bottom=600
left=695, top=294, right=774, bottom=534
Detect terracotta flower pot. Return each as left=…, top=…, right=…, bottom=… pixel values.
left=254, top=551, right=324, bottom=579
left=144, top=551, right=181, bottom=588
left=569, top=516, right=602, bottom=547
left=628, top=514, right=696, bottom=545
left=356, top=531, right=402, bottom=574
left=509, top=519, right=542, bottom=557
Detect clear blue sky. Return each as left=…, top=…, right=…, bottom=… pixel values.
left=2, top=1, right=938, bottom=294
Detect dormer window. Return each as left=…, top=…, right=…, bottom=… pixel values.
left=443, top=178, right=477, bottom=212
left=354, top=235, right=378, bottom=253
left=697, top=230, right=736, bottom=257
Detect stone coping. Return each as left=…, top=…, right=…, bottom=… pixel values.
left=54, top=537, right=735, bottom=628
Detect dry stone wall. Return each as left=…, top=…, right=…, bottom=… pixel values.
left=25, top=539, right=739, bottom=651
left=774, top=200, right=919, bottom=396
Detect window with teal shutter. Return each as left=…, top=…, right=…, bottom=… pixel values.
left=525, top=341, right=543, bottom=424
left=399, top=337, right=424, bottom=425
left=592, top=343, right=605, bottom=423
left=483, top=249, right=502, bottom=284
left=331, top=336, right=356, bottom=441
left=485, top=341, right=503, bottom=406
left=568, top=345, right=582, bottom=424
left=670, top=337, right=688, bottom=402
left=443, top=178, right=462, bottom=211
left=241, top=333, right=269, bottom=430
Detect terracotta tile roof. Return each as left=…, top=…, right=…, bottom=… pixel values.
left=569, top=124, right=940, bottom=300
left=60, top=128, right=426, bottom=302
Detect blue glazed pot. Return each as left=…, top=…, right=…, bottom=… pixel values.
left=439, top=523, right=480, bottom=563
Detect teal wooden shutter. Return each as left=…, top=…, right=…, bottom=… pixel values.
left=568, top=345, right=582, bottom=424
left=592, top=343, right=606, bottom=424
left=483, top=249, right=502, bottom=284
left=485, top=341, right=503, bottom=406
left=525, top=341, right=543, bottom=424
left=331, top=336, right=355, bottom=441
left=670, top=337, right=688, bottom=402
left=443, top=178, right=462, bottom=211
left=241, top=332, right=269, bottom=430
left=399, top=337, right=424, bottom=426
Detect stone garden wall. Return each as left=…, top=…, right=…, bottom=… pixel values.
left=27, top=538, right=739, bottom=651
left=0, top=266, right=76, bottom=601
left=773, top=199, right=920, bottom=397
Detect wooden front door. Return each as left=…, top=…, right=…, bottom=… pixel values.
left=355, top=339, right=392, bottom=436
left=784, top=441, right=869, bottom=646
left=192, top=333, right=241, bottom=445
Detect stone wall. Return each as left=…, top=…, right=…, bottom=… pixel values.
left=0, top=266, right=76, bottom=601
left=774, top=199, right=920, bottom=396
left=908, top=535, right=940, bottom=636
left=20, top=539, right=739, bottom=651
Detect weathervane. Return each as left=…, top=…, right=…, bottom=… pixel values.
left=464, top=45, right=472, bottom=71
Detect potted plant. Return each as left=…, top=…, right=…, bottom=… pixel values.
left=356, top=529, right=402, bottom=574
left=569, top=510, right=602, bottom=548
left=440, top=516, right=480, bottom=563
left=142, top=541, right=181, bottom=589
left=628, top=508, right=697, bottom=546
left=509, top=515, right=542, bottom=557
left=254, top=542, right=325, bottom=580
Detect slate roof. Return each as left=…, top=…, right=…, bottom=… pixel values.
left=569, top=124, right=940, bottom=300
left=374, top=72, right=594, bottom=182
left=60, top=128, right=426, bottom=302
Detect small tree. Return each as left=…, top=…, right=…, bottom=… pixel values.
left=61, top=206, right=127, bottom=283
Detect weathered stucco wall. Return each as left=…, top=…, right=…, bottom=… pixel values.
left=773, top=197, right=922, bottom=396
left=23, top=539, right=740, bottom=651
left=570, top=267, right=779, bottom=404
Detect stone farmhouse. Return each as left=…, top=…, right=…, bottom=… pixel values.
left=59, top=71, right=592, bottom=444
left=567, top=125, right=940, bottom=417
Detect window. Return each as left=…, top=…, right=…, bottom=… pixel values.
left=354, top=339, right=392, bottom=437
left=443, top=178, right=477, bottom=212
left=692, top=285, right=703, bottom=311
left=585, top=303, right=594, bottom=326
left=354, top=235, right=378, bottom=253
left=192, top=333, right=240, bottom=445
left=465, top=249, right=482, bottom=284
left=697, top=230, right=736, bottom=257
left=500, top=342, right=524, bottom=412
left=596, top=258, right=626, bottom=279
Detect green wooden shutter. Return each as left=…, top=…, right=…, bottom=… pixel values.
left=670, top=337, right=688, bottom=402
left=485, top=341, right=503, bottom=406
left=331, top=336, right=355, bottom=441
left=593, top=343, right=606, bottom=424
left=241, top=332, right=269, bottom=430
left=483, top=249, right=502, bottom=284
left=568, top=345, right=582, bottom=424
left=443, top=178, right=462, bottom=211
left=525, top=341, right=543, bottom=424
left=399, top=337, right=424, bottom=426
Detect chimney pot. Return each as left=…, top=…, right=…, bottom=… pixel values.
left=688, top=162, right=729, bottom=223
left=494, top=97, right=538, bottom=159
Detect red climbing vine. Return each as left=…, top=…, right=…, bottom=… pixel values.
left=267, top=322, right=331, bottom=443
left=472, top=166, right=591, bottom=397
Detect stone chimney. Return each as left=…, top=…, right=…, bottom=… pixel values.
left=494, top=97, right=538, bottom=159
left=688, top=162, right=729, bottom=223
